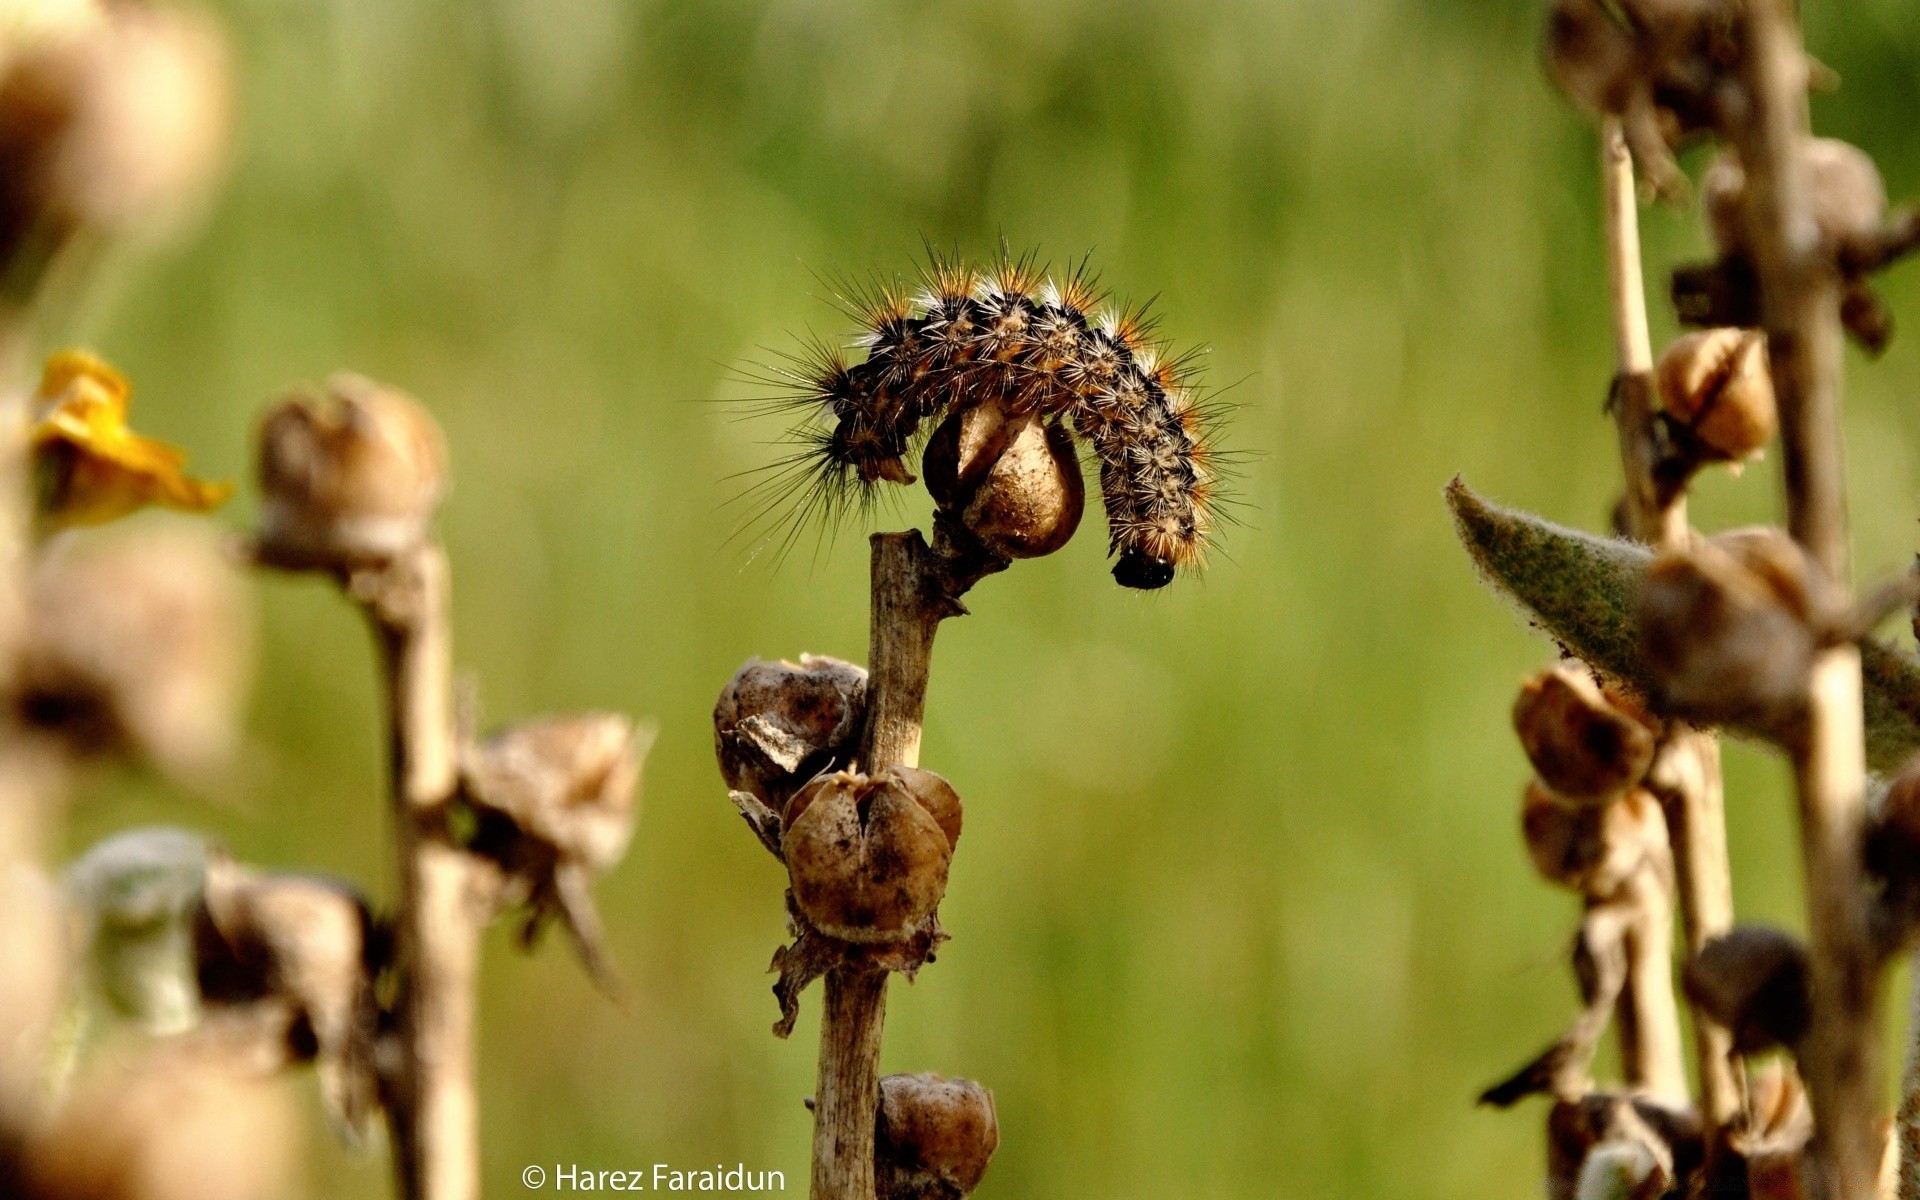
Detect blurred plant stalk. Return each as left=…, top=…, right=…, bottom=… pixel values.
left=1729, top=3, right=1879, bottom=1193
left=1600, top=117, right=1741, bottom=1136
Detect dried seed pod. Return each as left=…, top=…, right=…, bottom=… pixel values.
left=66, top=826, right=209, bottom=1035
left=1513, top=665, right=1656, bottom=804
left=1521, top=783, right=1663, bottom=900
left=874, top=1074, right=1000, bottom=1200
left=1682, top=926, right=1810, bottom=1055
left=782, top=767, right=959, bottom=944
left=19, top=1034, right=302, bottom=1200
left=1706, top=140, right=1888, bottom=261
left=714, top=654, right=868, bottom=811
left=1544, top=0, right=1637, bottom=119
left=1655, top=328, right=1776, bottom=464
left=1637, top=527, right=1837, bottom=733
left=922, top=397, right=1084, bottom=561
left=0, top=3, right=229, bottom=274
left=192, top=853, right=382, bottom=1142
left=253, top=374, right=446, bottom=571
left=462, top=712, right=649, bottom=986
left=22, top=517, right=253, bottom=782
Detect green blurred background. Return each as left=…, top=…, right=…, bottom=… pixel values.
left=50, top=0, right=1920, bottom=1194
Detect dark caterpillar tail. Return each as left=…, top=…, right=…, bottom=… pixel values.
left=1112, top=548, right=1177, bottom=591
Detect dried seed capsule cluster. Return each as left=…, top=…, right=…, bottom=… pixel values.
left=763, top=255, right=1221, bottom=590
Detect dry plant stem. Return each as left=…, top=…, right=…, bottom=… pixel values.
left=1733, top=3, right=1880, bottom=1194
left=808, top=528, right=998, bottom=1200
left=1601, top=118, right=1741, bottom=1128
left=364, top=544, right=480, bottom=1200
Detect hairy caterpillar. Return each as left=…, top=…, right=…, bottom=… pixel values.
left=744, top=252, right=1225, bottom=590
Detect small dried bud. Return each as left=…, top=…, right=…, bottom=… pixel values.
left=714, top=655, right=868, bottom=811
left=66, top=826, right=208, bottom=1035
left=20, top=1038, right=301, bottom=1200
left=192, top=854, right=381, bottom=1141
left=0, top=4, right=229, bottom=273
left=1655, top=328, right=1776, bottom=463
left=254, top=374, right=447, bottom=571
left=923, top=398, right=1084, bottom=561
left=782, top=767, right=960, bottom=943
left=1682, top=926, right=1810, bottom=1054
left=1705, top=140, right=1889, bottom=262
left=875, top=1074, right=1000, bottom=1200
left=23, top=517, right=253, bottom=782
left=1638, top=528, right=1838, bottom=733
left=1513, top=665, right=1655, bottom=804
left=462, top=712, right=650, bottom=987
left=1521, top=783, right=1663, bottom=899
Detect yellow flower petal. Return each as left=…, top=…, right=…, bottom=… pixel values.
left=30, top=349, right=231, bottom=528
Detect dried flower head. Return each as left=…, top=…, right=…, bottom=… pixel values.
left=922, top=397, right=1084, bottom=561
left=1513, top=664, right=1656, bottom=804
left=66, top=826, right=208, bottom=1035
left=0, top=3, right=228, bottom=276
left=1654, top=328, right=1776, bottom=465
left=18, top=1034, right=301, bottom=1200
left=254, top=374, right=447, bottom=571
left=874, top=1074, right=1000, bottom=1200
left=1543, top=0, right=1741, bottom=199
left=782, top=767, right=961, bottom=944
left=30, top=350, right=232, bottom=529
left=1682, top=925, right=1811, bottom=1055
left=715, top=654, right=868, bottom=814
left=1690, top=139, right=1909, bottom=352
left=1705, top=140, right=1888, bottom=263
left=1638, top=527, right=1840, bottom=733
left=462, top=712, right=650, bottom=986
left=1521, top=783, right=1665, bottom=900
left=22, top=516, right=252, bottom=781
left=192, top=853, right=382, bottom=1141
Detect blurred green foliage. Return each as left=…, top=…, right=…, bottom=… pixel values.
left=51, top=0, right=1920, bottom=1194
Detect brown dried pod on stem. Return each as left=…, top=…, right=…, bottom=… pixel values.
left=253, top=375, right=446, bottom=573
left=1543, top=0, right=1744, bottom=201
left=1676, top=138, right=1920, bottom=353
left=1638, top=526, right=1845, bottom=736
left=191, top=851, right=384, bottom=1142
left=716, top=654, right=867, bottom=854
left=1654, top=327, right=1776, bottom=468
left=873, top=1074, right=999, bottom=1200
left=1514, top=665, right=1657, bottom=805
left=461, top=712, right=649, bottom=989
left=783, top=767, right=961, bottom=946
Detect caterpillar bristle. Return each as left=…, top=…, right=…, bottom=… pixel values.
left=740, top=251, right=1227, bottom=588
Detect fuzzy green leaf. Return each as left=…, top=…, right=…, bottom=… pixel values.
left=1445, top=476, right=1920, bottom=773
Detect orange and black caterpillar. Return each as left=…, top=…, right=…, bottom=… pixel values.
left=752, top=252, right=1224, bottom=590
